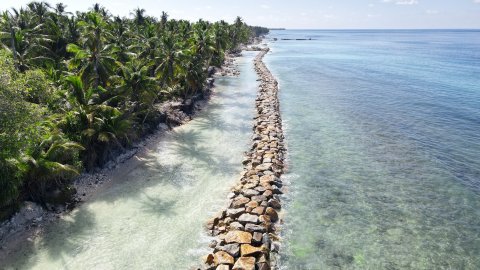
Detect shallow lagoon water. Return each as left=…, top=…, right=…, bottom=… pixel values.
left=3, top=52, right=258, bottom=270
left=266, top=30, right=480, bottom=269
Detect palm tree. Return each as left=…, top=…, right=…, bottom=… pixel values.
left=160, top=11, right=168, bottom=29
left=0, top=10, right=53, bottom=71
left=155, top=34, right=184, bottom=87
left=131, top=8, right=146, bottom=26
left=15, top=132, right=84, bottom=204
left=67, top=12, right=118, bottom=88
left=63, top=76, right=131, bottom=170
left=0, top=2, right=268, bottom=209
left=115, top=58, right=157, bottom=104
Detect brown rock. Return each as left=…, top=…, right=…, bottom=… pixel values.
left=265, top=207, right=278, bottom=222
left=255, top=163, right=272, bottom=172
left=245, top=201, right=259, bottom=208
left=232, top=257, right=256, bottom=270
left=225, top=230, right=252, bottom=244
left=204, top=253, right=215, bottom=265
left=241, top=244, right=263, bottom=256
left=215, top=251, right=234, bottom=265
left=259, top=175, right=277, bottom=184
left=251, top=206, right=265, bottom=215
left=259, top=215, right=272, bottom=228
left=231, top=196, right=250, bottom=208
left=216, top=265, right=230, bottom=270
left=243, top=183, right=257, bottom=189
left=263, top=190, right=273, bottom=198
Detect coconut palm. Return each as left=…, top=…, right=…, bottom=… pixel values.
left=67, top=12, right=118, bottom=88
left=0, top=1, right=268, bottom=212
left=15, top=132, right=84, bottom=204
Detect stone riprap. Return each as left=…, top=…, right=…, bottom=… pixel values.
left=202, top=48, right=286, bottom=270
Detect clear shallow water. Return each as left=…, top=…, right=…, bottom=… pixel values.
left=2, top=52, right=258, bottom=270
left=266, top=30, right=480, bottom=269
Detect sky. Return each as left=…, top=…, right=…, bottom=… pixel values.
left=2, top=0, right=480, bottom=29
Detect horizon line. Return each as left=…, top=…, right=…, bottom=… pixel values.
left=269, top=28, right=480, bottom=31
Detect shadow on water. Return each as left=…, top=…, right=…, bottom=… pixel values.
left=140, top=193, right=176, bottom=217
left=191, top=104, right=238, bottom=132
left=5, top=208, right=96, bottom=270
left=170, top=128, right=238, bottom=176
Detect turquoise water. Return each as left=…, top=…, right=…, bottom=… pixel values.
left=265, top=30, right=480, bottom=269
left=2, top=52, right=259, bottom=270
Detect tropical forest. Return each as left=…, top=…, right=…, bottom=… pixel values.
left=0, top=1, right=268, bottom=220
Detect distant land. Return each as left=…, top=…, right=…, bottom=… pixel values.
left=269, top=28, right=286, bottom=30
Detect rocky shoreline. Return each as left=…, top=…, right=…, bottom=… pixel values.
left=0, top=53, right=242, bottom=258
left=201, top=48, right=286, bottom=270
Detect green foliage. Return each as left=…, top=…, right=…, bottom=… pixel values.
left=0, top=2, right=267, bottom=218
left=0, top=47, right=81, bottom=210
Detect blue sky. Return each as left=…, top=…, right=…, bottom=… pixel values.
left=2, top=0, right=480, bottom=29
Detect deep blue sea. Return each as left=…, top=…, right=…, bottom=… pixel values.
left=265, top=30, right=480, bottom=269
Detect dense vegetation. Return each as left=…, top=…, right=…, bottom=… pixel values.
left=0, top=2, right=269, bottom=219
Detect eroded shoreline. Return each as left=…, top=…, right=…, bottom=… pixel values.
left=202, top=48, right=286, bottom=270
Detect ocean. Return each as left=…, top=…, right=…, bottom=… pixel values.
left=265, top=30, right=480, bottom=269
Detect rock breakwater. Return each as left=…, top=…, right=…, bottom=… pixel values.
left=202, top=48, right=286, bottom=270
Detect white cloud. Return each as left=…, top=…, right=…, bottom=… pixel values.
left=474, top=0, right=480, bottom=3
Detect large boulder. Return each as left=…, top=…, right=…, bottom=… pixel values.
left=214, top=251, right=234, bottom=265
left=232, top=257, right=256, bottom=270
left=241, top=244, right=263, bottom=256
left=216, top=243, right=240, bottom=257
left=265, top=207, right=278, bottom=222
left=224, top=230, right=252, bottom=244
left=238, top=213, right=259, bottom=224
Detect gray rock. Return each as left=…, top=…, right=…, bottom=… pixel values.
left=242, top=189, right=260, bottom=197
left=226, top=208, right=245, bottom=218
left=252, top=232, right=263, bottom=244
left=268, top=199, right=281, bottom=209
left=238, top=213, right=259, bottom=224
left=216, top=243, right=240, bottom=257
left=245, top=223, right=266, bottom=233
left=251, top=195, right=267, bottom=202
left=230, top=221, right=244, bottom=230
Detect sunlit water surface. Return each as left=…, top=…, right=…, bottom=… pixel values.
left=266, top=30, right=480, bottom=269
left=3, top=52, right=259, bottom=270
